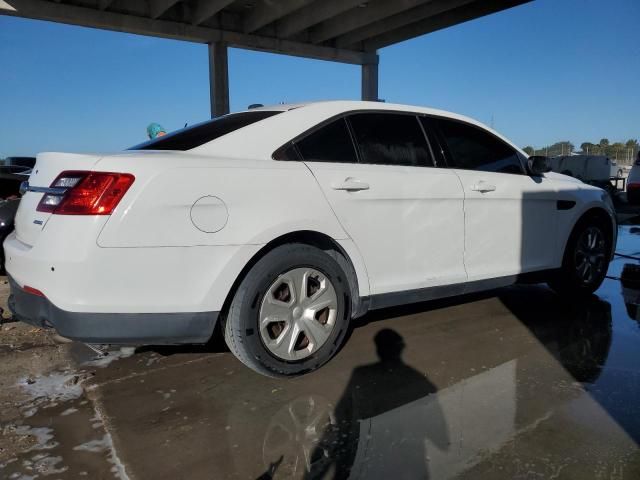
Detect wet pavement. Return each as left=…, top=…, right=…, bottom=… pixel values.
left=3, top=223, right=640, bottom=479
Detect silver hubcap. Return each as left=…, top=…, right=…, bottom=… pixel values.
left=259, top=268, right=338, bottom=361
left=575, top=226, right=606, bottom=285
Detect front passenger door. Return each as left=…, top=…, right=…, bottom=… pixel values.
left=426, top=117, right=558, bottom=282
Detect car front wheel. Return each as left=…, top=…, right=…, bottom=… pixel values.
left=223, top=243, right=351, bottom=377
left=548, top=218, right=611, bottom=296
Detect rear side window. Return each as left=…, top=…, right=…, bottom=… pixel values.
left=129, top=111, right=281, bottom=151
left=434, top=118, right=523, bottom=174
left=296, top=118, right=357, bottom=163
left=272, top=143, right=301, bottom=161
left=348, top=113, right=433, bottom=167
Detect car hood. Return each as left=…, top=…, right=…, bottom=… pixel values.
left=544, top=171, right=583, bottom=184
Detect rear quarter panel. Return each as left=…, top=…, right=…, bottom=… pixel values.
left=93, top=153, right=372, bottom=307
left=96, top=155, right=348, bottom=247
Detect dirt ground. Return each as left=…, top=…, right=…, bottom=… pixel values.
left=0, top=277, right=129, bottom=479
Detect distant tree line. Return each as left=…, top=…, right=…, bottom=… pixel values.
left=523, top=139, right=639, bottom=163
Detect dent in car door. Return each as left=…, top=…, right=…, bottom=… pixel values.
left=298, top=114, right=467, bottom=295
left=454, top=169, right=558, bottom=280
left=428, top=116, right=558, bottom=281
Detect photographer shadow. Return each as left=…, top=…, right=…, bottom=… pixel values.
left=305, top=328, right=449, bottom=480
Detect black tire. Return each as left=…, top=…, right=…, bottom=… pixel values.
left=222, top=243, right=351, bottom=377
left=548, top=216, right=612, bottom=296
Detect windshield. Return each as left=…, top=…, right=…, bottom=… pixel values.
left=129, top=111, right=281, bottom=151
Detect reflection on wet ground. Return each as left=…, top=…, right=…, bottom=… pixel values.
left=7, top=226, right=640, bottom=479
left=70, top=224, right=639, bottom=479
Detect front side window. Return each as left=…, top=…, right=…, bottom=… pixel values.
left=295, top=118, right=358, bottom=163
left=348, top=113, right=433, bottom=167
left=129, top=111, right=281, bottom=151
left=435, top=118, right=524, bottom=174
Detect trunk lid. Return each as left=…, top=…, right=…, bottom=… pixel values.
left=15, top=152, right=103, bottom=246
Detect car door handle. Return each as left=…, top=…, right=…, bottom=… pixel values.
left=470, top=183, right=496, bottom=193
left=332, top=178, right=370, bottom=192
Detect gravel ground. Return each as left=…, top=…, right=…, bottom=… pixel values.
left=0, top=277, right=127, bottom=479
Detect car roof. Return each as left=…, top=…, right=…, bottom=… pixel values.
left=192, top=100, right=524, bottom=159
left=243, top=102, right=310, bottom=112
left=240, top=100, right=473, bottom=121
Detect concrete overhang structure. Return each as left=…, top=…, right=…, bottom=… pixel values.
left=1, top=0, right=532, bottom=117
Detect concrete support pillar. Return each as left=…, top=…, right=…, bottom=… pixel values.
left=361, top=55, right=379, bottom=102
left=208, top=42, right=230, bottom=118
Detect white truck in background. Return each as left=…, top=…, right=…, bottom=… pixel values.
left=549, top=155, right=612, bottom=188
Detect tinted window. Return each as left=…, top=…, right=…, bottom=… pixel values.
left=129, top=111, right=280, bottom=151
left=435, top=118, right=523, bottom=174
left=296, top=118, right=357, bottom=163
left=272, top=143, right=300, bottom=161
left=348, top=113, right=432, bottom=167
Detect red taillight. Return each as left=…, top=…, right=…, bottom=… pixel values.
left=36, top=171, right=135, bottom=215
left=23, top=285, right=45, bottom=297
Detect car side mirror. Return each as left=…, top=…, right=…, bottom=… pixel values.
left=527, top=156, right=551, bottom=176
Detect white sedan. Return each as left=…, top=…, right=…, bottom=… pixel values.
left=5, top=101, right=616, bottom=376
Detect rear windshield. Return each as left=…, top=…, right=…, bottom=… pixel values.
left=129, top=111, right=281, bottom=151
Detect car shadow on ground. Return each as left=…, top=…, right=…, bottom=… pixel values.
left=136, top=289, right=502, bottom=359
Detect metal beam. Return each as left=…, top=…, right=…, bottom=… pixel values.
left=191, top=0, right=234, bottom=26
left=0, top=0, right=375, bottom=65
left=97, top=0, right=114, bottom=11
left=363, top=0, right=531, bottom=50
left=243, top=0, right=314, bottom=34
left=149, top=0, right=180, bottom=20
left=310, top=0, right=431, bottom=44
left=336, top=0, right=476, bottom=48
left=361, top=59, right=379, bottom=101
left=275, top=0, right=365, bottom=38
left=209, top=42, right=229, bottom=117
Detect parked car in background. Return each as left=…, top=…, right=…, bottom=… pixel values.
left=0, top=167, right=31, bottom=270
left=610, top=160, right=630, bottom=179
left=5, top=101, right=617, bottom=377
left=0, top=199, right=20, bottom=272
left=1, top=156, right=35, bottom=174
left=627, top=156, right=640, bottom=205
left=0, top=168, right=31, bottom=199
left=549, top=155, right=612, bottom=188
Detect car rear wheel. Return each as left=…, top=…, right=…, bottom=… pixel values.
left=223, top=243, right=351, bottom=377
left=548, top=218, right=611, bottom=296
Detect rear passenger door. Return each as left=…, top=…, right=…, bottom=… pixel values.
left=424, top=116, right=558, bottom=282
left=298, top=112, right=467, bottom=296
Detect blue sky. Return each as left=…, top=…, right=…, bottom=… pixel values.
left=0, top=0, right=638, bottom=157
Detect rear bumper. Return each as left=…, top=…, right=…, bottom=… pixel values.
left=7, top=275, right=218, bottom=344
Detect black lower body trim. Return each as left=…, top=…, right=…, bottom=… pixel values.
left=366, top=273, right=555, bottom=311
left=7, top=275, right=218, bottom=345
